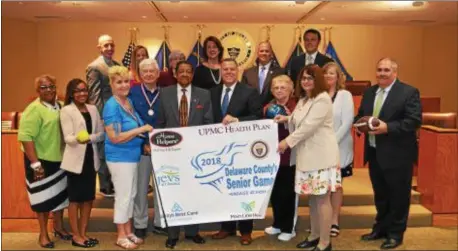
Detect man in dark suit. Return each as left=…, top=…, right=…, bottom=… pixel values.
left=210, top=58, right=262, bottom=245
left=355, top=58, right=422, bottom=249
left=289, top=28, right=333, bottom=84
left=156, top=61, right=212, bottom=249
left=241, top=41, right=285, bottom=106
left=87, top=34, right=120, bottom=197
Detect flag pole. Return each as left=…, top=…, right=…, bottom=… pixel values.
left=197, top=24, right=205, bottom=66
left=161, top=25, right=171, bottom=71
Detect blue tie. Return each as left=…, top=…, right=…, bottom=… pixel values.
left=258, top=66, right=266, bottom=94
left=221, top=87, right=231, bottom=116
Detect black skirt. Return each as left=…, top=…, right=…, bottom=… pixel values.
left=341, top=163, right=353, bottom=178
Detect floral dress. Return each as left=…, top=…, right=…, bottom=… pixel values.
left=295, top=166, right=342, bottom=195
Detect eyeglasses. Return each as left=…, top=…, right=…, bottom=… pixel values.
left=39, top=85, right=56, bottom=91
left=302, top=76, right=314, bottom=81
left=73, top=88, right=88, bottom=94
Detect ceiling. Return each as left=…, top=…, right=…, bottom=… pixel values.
left=1, top=1, right=457, bottom=25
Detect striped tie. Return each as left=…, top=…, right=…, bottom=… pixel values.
left=179, top=89, right=188, bottom=127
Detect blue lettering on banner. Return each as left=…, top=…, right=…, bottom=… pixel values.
left=156, top=165, right=180, bottom=186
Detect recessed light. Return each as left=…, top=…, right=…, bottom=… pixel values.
left=389, top=1, right=414, bottom=7
left=183, top=15, right=188, bottom=19
left=320, top=17, right=326, bottom=21
left=231, top=16, right=237, bottom=20
left=412, top=1, right=424, bottom=7
left=141, top=16, right=147, bottom=19
left=18, top=1, right=23, bottom=4
left=339, top=5, right=347, bottom=8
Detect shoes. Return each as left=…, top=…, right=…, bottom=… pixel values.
left=264, top=226, right=281, bottom=235
left=134, top=228, right=147, bottom=238
left=39, top=241, right=55, bottom=249
left=296, top=237, right=320, bottom=249
left=278, top=232, right=296, bottom=242
left=165, top=238, right=178, bottom=249
left=381, top=238, right=402, bottom=249
left=127, top=233, right=144, bottom=245
left=330, top=224, right=340, bottom=237
left=99, top=188, right=115, bottom=197
left=185, top=234, right=206, bottom=244
left=361, top=231, right=387, bottom=241
left=87, top=237, right=99, bottom=245
left=147, top=185, right=154, bottom=194
left=72, top=240, right=95, bottom=248
left=116, top=237, right=137, bottom=250
left=152, top=226, right=168, bottom=236
left=240, top=234, right=252, bottom=245
left=211, top=230, right=236, bottom=239
left=53, top=229, right=72, bottom=241
left=313, top=243, right=332, bottom=251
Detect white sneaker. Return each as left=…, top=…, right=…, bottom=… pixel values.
left=264, top=226, right=281, bottom=235
left=278, top=232, right=296, bottom=242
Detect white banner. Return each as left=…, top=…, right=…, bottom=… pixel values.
left=150, top=119, right=279, bottom=227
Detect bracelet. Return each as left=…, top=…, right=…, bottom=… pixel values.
left=30, top=162, right=41, bottom=170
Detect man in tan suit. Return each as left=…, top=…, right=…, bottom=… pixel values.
left=241, top=41, right=285, bottom=106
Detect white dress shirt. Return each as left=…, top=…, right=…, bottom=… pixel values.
left=305, top=51, right=318, bottom=65
left=220, top=83, right=237, bottom=106
left=177, top=84, right=191, bottom=114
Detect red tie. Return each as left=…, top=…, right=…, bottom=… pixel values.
left=179, top=89, right=188, bottom=127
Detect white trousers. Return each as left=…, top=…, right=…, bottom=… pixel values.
left=107, top=162, right=138, bottom=224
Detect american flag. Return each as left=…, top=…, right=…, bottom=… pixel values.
left=122, top=42, right=136, bottom=67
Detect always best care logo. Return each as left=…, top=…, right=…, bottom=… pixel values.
left=151, top=131, right=183, bottom=147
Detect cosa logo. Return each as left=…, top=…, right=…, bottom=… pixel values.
left=156, top=166, right=180, bottom=186
left=151, top=131, right=183, bottom=147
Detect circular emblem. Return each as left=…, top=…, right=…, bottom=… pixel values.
left=218, top=29, right=255, bottom=68
left=250, top=140, right=269, bottom=159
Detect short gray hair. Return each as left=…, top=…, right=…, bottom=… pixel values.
left=169, top=50, right=186, bottom=61
left=377, top=57, right=398, bottom=72
left=139, top=58, right=159, bottom=71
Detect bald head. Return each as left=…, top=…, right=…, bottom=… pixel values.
left=97, top=34, right=115, bottom=59
left=257, top=41, right=273, bottom=66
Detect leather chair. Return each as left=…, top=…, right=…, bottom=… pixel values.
left=422, top=112, right=457, bottom=129
left=1, top=112, right=18, bottom=130
left=345, top=80, right=371, bottom=96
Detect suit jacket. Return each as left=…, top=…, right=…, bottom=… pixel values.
left=210, top=82, right=263, bottom=123
left=60, top=103, right=105, bottom=174
left=156, top=85, right=213, bottom=128
left=286, top=92, right=339, bottom=172
left=332, top=90, right=355, bottom=168
left=241, top=64, right=285, bottom=106
left=86, top=56, right=120, bottom=113
left=354, top=80, right=422, bottom=170
left=289, top=52, right=333, bottom=84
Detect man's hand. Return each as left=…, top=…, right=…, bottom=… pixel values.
left=368, top=120, right=388, bottom=135
left=143, top=144, right=151, bottom=155
left=222, top=115, right=239, bottom=125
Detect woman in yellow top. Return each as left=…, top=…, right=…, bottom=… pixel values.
left=18, top=75, right=71, bottom=248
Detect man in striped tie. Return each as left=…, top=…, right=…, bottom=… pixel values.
left=156, top=61, right=213, bottom=249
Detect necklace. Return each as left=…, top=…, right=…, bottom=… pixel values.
left=114, top=96, right=139, bottom=125
left=209, top=67, right=221, bottom=85
left=141, top=83, right=160, bottom=116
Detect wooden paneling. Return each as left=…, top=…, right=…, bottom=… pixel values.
left=1, top=131, right=36, bottom=219
left=421, top=97, right=441, bottom=113
left=432, top=214, right=458, bottom=227
left=417, top=126, right=458, bottom=214
left=1, top=219, right=53, bottom=232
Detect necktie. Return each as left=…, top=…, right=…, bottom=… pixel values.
left=369, top=89, right=385, bottom=145
left=306, top=54, right=313, bottom=65
left=221, top=87, right=231, bottom=116
left=179, top=89, right=188, bottom=127
left=258, top=66, right=266, bottom=94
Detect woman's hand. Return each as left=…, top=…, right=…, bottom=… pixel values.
left=76, top=138, right=90, bottom=144
left=141, top=124, right=153, bottom=133
left=277, top=139, right=289, bottom=154
left=33, top=166, right=45, bottom=181
left=274, top=115, right=288, bottom=124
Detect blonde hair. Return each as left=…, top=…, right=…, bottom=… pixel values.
left=323, top=62, right=346, bottom=91
left=271, top=75, right=294, bottom=92
left=34, top=74, right=56, bottom=90
left=108, top=65, right=129, bottom=85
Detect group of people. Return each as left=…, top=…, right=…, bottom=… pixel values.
left=18, top=28, right=421, bottom=251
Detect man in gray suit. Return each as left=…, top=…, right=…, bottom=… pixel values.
left=156, top=61, right=213, bottom=249
left=87, top=34, right=120, bottom=197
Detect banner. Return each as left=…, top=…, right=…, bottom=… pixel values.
left=150, top=120, right=280, bottom=227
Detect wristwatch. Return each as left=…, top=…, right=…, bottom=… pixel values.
left=30, top=162, right=42, bottom=170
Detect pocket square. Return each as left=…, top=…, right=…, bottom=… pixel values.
left=196, top=104, right=204, bottom=109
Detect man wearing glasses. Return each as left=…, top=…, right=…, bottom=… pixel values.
left=86, top=34, right=120, bottom=198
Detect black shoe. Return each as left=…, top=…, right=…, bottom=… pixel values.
left=87, top=238, right=99, bottom=245
left=185, top=234, right=206, bottom=244
left=152, top=226, right=168, bottom=236
left=361, top=231, right=386, bottom=241
left=134, top=228, right=147, bottom=238
left=99, top=188, right=115, bottom=197
left=165, top=238, right=178, bottom=249
left=313, top=243, right=332, bottom=251
left=72, top=240, right=95, bottom=248
left=296, top=237, right=320, bottom=249
left=39, top=241, right=55, bottom=249
left=53, top=229, right=72, bottom=241
left=381, top=238, right=402, bottom=249
left=148, top=185, right=154, bottom=194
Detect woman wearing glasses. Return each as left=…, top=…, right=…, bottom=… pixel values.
left=18, top=75, right=70, bottom=248
left=60, top=78, right=105, bottom=248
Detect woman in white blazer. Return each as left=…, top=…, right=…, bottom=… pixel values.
left=60, top=78, right=104, bottom=248
left=276, top=65, right=340, bottom=251
left=323, top=62, right=355, bottom=237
